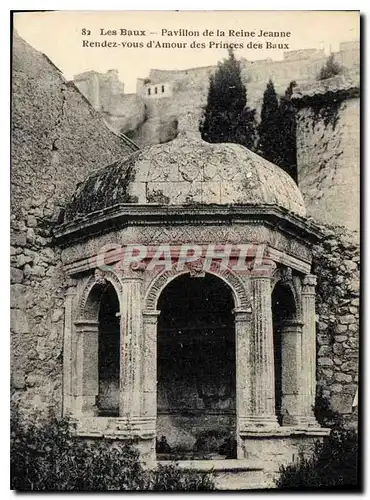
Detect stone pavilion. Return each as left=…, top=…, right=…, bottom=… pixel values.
left=54, top=115, right=329, bottom=485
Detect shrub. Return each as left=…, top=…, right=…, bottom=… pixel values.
left=317, top=53, right=343, bottom=80
left=149, top=464, right=215, bottom=491
left=314, top=386, right=343, bottom=428
left=11, top=408, right=215, bottom=491
left=275, top=426, right=359, bottom=489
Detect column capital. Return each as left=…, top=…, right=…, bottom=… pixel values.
left=302, top=274, right=317, bottom=294
left=142, top=310, right=161, bottom=324
left=119, top=262, right=147, bottom=281
left=233, top=307, right=252, bottom=322
left=74, top=319, right=99, bottom=333
left=282, top=319, right=305, bottom=329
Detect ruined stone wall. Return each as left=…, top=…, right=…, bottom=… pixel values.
left=106, top=93, right=146, bottom=136
left=293, top=79, right=360, bottom=235
left=313, top=224, right=359, bottom=420
left=11, top=32, right=134, bottom=416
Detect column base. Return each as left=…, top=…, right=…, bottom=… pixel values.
left=239, top=415, right=280, bottom=433
left=71, top=395, right=98, bottom=416
left=291, top=415, right=321, bottom=428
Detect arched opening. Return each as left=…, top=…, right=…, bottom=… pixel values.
left=272, top=281, right=297, bottom=425
left=156, top=273, right=236, bottom=460
left=97, top=283, right=120, bottom=416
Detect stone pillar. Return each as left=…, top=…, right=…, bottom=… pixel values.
left=73, top=319, right=99, bottom=416
left=62, top=287, right=77, bottom=415
left=237, top=276, right=279, bottom=458
left=280, top=319, right=304, bottom=425
left=234, top=308, right=253, bottom=458
left=248, top=276, right=279, bottom=428
left=142, top=310, right=160, bottom=419
left=119, top=273, right=143, bottom=418
left=300, top=274, right=318, bottom=426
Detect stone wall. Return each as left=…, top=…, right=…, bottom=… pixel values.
left=293, top=74, right=360, bottom=235
left=73, top=42, right=359, bottom=147
left=11, top=31, right=134, bottom=416
left=313, top=224, right=359, bottom=420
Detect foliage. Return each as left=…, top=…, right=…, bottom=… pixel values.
left=275, top=426, right=359, bottom=489
left=278, top=81, right=298, bottom=181
left=314, top=385, right=343, bottom=428
left=149, top=464, right=215, bottom=491
left=257, top=80, right=297, bottom=181
left=318, top=53, right=343, bottom=81
left=11, top=408, right=215, bottom=491
left=200, top=49, right=257, bottom=149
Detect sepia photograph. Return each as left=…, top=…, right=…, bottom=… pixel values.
left=10, top=9, right=360, bottom=491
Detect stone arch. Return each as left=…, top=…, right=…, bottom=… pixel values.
left=144, top=262, right=250, bottom=312
left=78, top=269, right=123, bottom=321
left=271, top=269, right=304, bottom=426
left=271, top=266, right=301, bottom=321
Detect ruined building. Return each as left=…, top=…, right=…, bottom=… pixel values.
left=11, top=31, right=359, bottom=490
left=73, top=41, right=359, bottom=148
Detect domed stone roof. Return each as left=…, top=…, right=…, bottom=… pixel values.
left=65, top=128, right=306, bottom=221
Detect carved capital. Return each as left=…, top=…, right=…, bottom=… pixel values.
left=142, top=310, right=161, bottom=325
left=302, top=274, right=317, bottom=295
left=119, top=261, right=147, bottom=280
left=233, top=308, right=252, bottom=323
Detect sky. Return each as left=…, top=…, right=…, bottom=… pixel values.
left=14, top=10, right=359, bottom=94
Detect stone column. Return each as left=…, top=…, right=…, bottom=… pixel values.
left=234, top=308, right=253, bottom=458
left=280, top=319, right=304, bottom=425
left=300, top=274, right=318, bottom=426
left=142, top=311, right=160, bottom=418
left=62, top=287, right=77, bottom=416
left=73, top=319, right=99, bottom=416
left=249, top=276, right=279, bottom=428
left=119, top=272, right=143, bottom=418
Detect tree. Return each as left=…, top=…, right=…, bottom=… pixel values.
left=257, top=80, right=298, bottom=182
left=278, top=81, right=298, bottom=182
left=318, top=53, right=343, bottom=80
left=257, top=79, right=282, bottom=166
left=200, top=49, right=257, bottom=149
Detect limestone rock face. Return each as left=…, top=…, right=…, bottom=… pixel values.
left=65, top=134, right=306, bottom=221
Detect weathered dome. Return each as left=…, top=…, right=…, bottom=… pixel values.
left=65, top=133, right=306, bottom=221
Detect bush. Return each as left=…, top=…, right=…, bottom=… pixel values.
left=11, top=408, right=215, bottom=491
left=317, top=53, right=343, bottom=80
left=149, top=464, right=215, bottom=491
left=275, top=426, right=359, bottom=489
left=314, top=386, right=343, bottom=428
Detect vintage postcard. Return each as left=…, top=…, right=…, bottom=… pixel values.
left=10, top=10, right=360, bottom=491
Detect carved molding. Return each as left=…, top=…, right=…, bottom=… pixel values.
left=271, top=265, right=302, bottom=320
left=144, top=261, right=250, bottom=311
left=78, top=269, right=123, bottom=321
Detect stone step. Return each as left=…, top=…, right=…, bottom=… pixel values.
left=158, top=459, right=273, bottom=490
